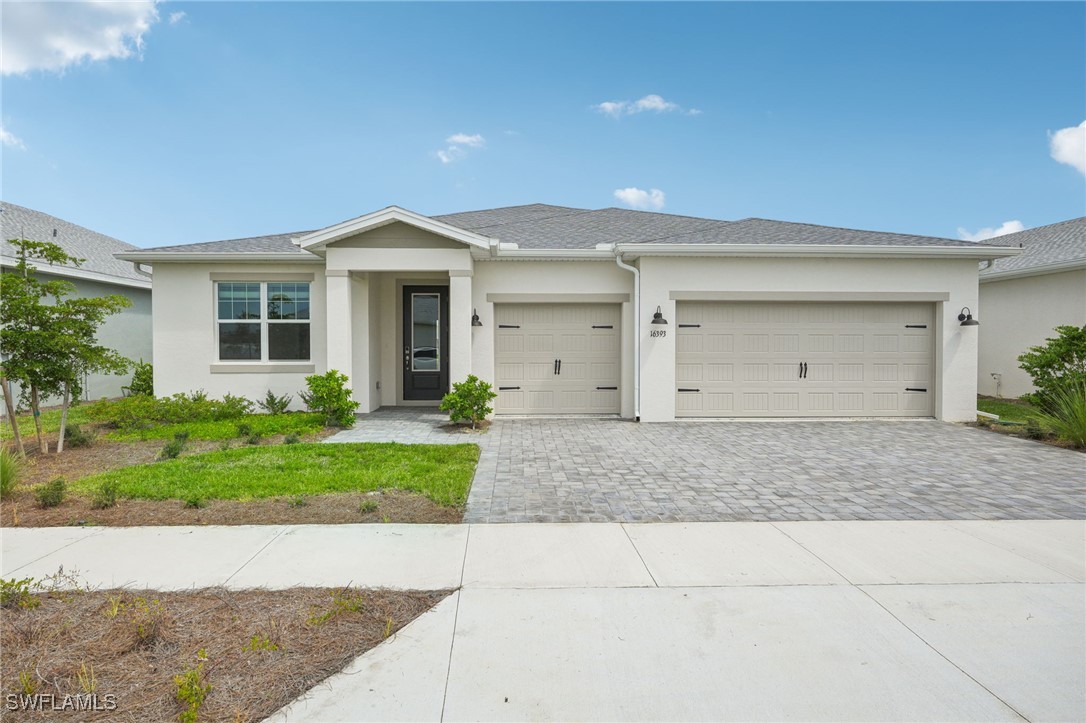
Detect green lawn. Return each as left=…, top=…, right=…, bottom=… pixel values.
left=105, top=413, right=326, bottom=441
left=977, top=397, right=1042, bottom=424
left=8, top=405, right=92, bottom=435
left=71, top=443, right=479, bottom=507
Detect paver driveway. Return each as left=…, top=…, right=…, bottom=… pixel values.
left=329, top=410, right=1085, bottom=523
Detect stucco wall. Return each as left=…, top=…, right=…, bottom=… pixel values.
left=1, top=271, right=151, bottom=407
left=151, top=263, right=325, bottom=409
left=636, top=256, right=981, bottom=422
left=978, top=269, right=1086, bottom=399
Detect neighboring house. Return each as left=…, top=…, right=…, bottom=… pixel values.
left=117, top=204, right=1018, bottom=423
left=1, top=202, right=153, bottom=403
left=977, top=217, right=1086, bottom=400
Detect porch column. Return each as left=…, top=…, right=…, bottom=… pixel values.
left=326, top=270, right=353, bottom=383
left=449, top=271, right=473, bottom=384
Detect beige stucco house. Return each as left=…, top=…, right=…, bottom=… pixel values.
left=1, top=202, right=153, bottom=403
left=117, top=204, right=1018, bottom=422
left=977, top=217, right=1086, bottom=399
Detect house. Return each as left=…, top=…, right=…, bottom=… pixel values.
left=1, top=199, right=153, bottom=401
left=1, top=202, right=153, bottom=403
left=116, top=204, right=1019, bottom=422
left=976, top=217, right=1086, bottom=400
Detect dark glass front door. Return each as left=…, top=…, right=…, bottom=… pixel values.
left=402, top=286, right=449, bottom=401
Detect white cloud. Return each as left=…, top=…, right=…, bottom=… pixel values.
left=446, top=133, right=485, bottom=148
left=593, top=94, right=698, bottom=118
left=1049, top=120, right=1086, bottom=175
left=1, top=0, right=160, bottom=75
left=0, top=125, right=27, bottom=150
left=435, top=132, right=485, bottom=164
left=957, top=220, right=1025, bottom=242
left=169, top=11, right=187, bottom=25
left=614, top=187, right=666, bottom=211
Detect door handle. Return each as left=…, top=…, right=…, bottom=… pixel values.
left=558, top=359, right=562, bottom=375
left=802, top=362, right=808, bottom=379
left=554, top=358, right=559, bottom=375
left=404, top=346, right=410, bottom=370
left=799, top=362, right=803, bottom=379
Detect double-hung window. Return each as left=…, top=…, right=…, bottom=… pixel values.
left=216, top=282, right=311, bottom=361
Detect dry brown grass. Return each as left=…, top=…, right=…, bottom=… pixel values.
left=1, top=585, right=451, bottom=721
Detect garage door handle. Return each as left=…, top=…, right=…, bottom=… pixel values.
left=592, top=325, right=613, bottom=329
left=596, top=386, right=618, bottom=390
left=554, top=359, right=559, bottom=375
left=499, top=386, right=520, bottom=391
left=558, top=359, right=562, bottom=375
left=905, top=387, right=927, bottom=392
left=905, top=324, right=927, bottom=329
left=498, top=324, right=520, bottom=329
left=799, top=362, right=807, bottom=379
left=677, top=388, right=700, bottom=393
left=678, top=324, right=700, bottom=328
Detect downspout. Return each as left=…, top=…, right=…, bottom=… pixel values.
left=614, top=248, right=640, bottom=420
left=131, top=261, right=152, bottom=278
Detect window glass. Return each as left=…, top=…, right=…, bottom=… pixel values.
left=218, top=323, right=261, bottom=360
left=269, top=324, right=310, bottom=361
left=217, top=282, right=261, bottom=320
left=411, top=293, right=440, bottom=371
left=268, top=282, right=310, bottom=320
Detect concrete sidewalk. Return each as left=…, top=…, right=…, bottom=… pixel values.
left=3, top=520, right=1084, bottom=721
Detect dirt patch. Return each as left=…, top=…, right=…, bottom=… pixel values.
left=2, top=488, right=463, bottom=528
left=1, top=585, right=451, bottom=721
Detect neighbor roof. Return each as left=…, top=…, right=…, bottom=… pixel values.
left=1, top=201, right=149, bottom=285
left=125, top=203, right=999, bottom=258
left=979, top=217, right=1086, bottom=278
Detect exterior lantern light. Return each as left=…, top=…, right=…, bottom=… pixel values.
left=651, top=306, right=668, bottom=325
left=471, top=308, right=483, bottom=327
left=958, top=307, right=979, bottom=327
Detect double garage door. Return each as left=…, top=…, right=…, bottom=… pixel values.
left=494, top=303, right=621, bottom=414
left=675, top=301, right=935, bottom=417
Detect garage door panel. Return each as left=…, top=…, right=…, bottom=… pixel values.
left=676, top=302, right=934, bottom=418
left=495, top=303, right=620, bottom=415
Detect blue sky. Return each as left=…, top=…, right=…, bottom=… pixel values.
left=2, top=1, right=1084, bottom=247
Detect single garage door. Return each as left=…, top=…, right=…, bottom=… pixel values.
left=675, top=301, right=934, bottom=417
left=495, top=303, right=621, bottom=414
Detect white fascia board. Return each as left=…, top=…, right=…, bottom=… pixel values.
left=486, top=248, right=615, bottom=260
left=615, top=243, right=1024, bottom=259
left=114, top=252, right=324, bottom=264
left=295, top=206, right=492, bottom=251
left=0, top=255, right=152, bottom=290
left=980, top=258, right=1086, bottom=283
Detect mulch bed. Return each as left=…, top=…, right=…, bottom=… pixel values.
left=969, top=421, right=1082, bottom=451
left=2, top=489, right=463, bottom=527
left=1, top=585, right=451, bottom=721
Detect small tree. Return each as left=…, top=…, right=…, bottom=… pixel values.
left=440, top=375, right=497, bottom=429
left=1018, top=325, right=1086, bottom=410
left=0, top=239, right=132, bottom=453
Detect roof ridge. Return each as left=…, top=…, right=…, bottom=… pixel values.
left=600, top=206, right=726, bottom=223
left=440, top=206, right=594, bottom=232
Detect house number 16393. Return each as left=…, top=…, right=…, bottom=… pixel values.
left=650, top=329, right=667, bottom=338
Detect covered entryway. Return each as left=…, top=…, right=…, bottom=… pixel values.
left=494, top=303, right=621, bottom=414
left=675, top=301, right=935, bottom=417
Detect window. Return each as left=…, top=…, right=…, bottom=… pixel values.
left=216, top=281, right=310, bottom=361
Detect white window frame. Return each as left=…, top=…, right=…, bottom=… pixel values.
left=215, top=281, right=311, bottom=363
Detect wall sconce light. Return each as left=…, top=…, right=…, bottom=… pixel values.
left=958, top=307, right=979, bottom=327
left=651, top=305, right=668, bottom=325
left=471, top=308, right=482, bottom=327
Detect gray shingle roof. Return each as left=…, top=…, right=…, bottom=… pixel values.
left=1, top=201, right=148, bottom=283
left=979, top=217, right=1086, bottom=276
left=127, top=203, right=1000, bottom=255
left=139, top=231, right=317, bottom=255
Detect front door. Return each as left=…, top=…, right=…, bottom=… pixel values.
left=402, top=286, right=450, bottom=401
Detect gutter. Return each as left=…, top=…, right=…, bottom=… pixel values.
left=114, top=252, right=324, bottom=263
left=980, top=258, right=1086, bottom=283
left=614, top=243, right=1023, bottom=259
left=612, top=247, right=641, bottom=421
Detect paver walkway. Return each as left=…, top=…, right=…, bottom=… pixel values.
left=328, top=410, right=1085, bottom=523
left=3, top=521, right=1083, bottom=722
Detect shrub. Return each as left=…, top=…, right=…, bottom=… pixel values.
left=128, top=360, right=154, bottom=397
left=85, top=391, right=255, bottom=429
left=1, top=448, right=23, bottom=500
left=175, top=651, right=212, bottom=723
left=300, top=370, right=359, bottom=427
left=1038, top=381, right=1086, bottom=449
left=359, top=499, right=378, bottom=514
left=91, top=480, right=120, bottom=509
left=1018, top=325, right=1086, bottom=409
left=1024, top=418, right=1046, bottom=440
left=245, top=433, right=262, bottom=446
left=173, top=430, right=190, bottom=443
left=160, top=439, right=185, bottom=460
left=236, top=422, right=253, bottom=437
left=258, top=390, right=293, bottom=415
left=287, top=495, right=308, bottom=508
left=1, top=577, right=40, bottom=609
left=282, top=433, right=301, bottom=444
left=65, top=423, right=96, bottom=448
left=34, top=478, right=66, bottom=508
left=440, top=374, right=497, bottom=429
left=183, top=496, right=207, bottom=509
